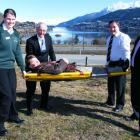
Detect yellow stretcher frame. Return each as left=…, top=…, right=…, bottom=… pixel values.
left=108, top=70, right=131, bottom=77
left=92, top=70, right=131, bottom=77
left=24, top=70, right=131, bottom=81
left=24, top=71, right=92, bottom=81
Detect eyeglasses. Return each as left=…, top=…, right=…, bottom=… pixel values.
left=37, top=29, right=46, bottom=32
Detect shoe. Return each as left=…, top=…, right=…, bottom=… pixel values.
left=26, top=110, right=33, bottom=116
left=40, top=105, right=53, bottom=111
left=0, top=129, right=8, bottom=136
left=45, top=105, right=53, bottom=111
left=113, top=106, right=123, bottom=112
left=125, top=113, right=138, bottom=121
left=104, top=102, right=114, bottom=107
left=0, top=123, right=8, bottom=136
left=8, top=117, right=24, bottom=125
left=134, top=131, right=140, bottom=137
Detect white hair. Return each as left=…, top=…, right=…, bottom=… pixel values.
left=35, top=22, right=48, bottom=30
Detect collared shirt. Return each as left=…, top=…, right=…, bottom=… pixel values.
left=131, top=40, right=140, bottom=67
left=2, top=23, right=14, bottom=34
left=37, top=35, right=46, bottom=52
left=106, top=31, right=131, bottom=63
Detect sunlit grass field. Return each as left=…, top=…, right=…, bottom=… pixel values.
left=0, top=69, right=139, bottom=140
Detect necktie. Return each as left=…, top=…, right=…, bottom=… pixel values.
left=107, top=35, right=114, bottom=62
left=40, top=39, right=46, bottom=52
left=41, top=39, right=43, bottom=47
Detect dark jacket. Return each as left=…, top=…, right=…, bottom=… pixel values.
left=25, top=33, right=56, bottom=70
left=131, top=36, right=140, bottom=71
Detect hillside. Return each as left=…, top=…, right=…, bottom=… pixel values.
left=93, top=8, right=140, bottom=22
left=67, top=8, right=140, bottom=37
left=57, top=9, right=110, bottom=27
left=0, top=7, right=139, bottom=39
left=57, top=7, right=140, bottom=28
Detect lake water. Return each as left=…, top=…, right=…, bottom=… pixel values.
left=48, top=27, right=107, bottom=44
left=21, top=27, right=107, bottom=44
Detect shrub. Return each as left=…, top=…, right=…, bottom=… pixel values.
left=92, top=37, right=106, bottom=45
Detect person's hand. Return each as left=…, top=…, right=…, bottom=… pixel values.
left=22, top=71, right=26, bottom=78
left=122, top=59, right=129, bottom=71
left=48, top=61, right=56, bottom=64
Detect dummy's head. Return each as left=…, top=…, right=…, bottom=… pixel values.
left=26, top=55, right=40, bottom=68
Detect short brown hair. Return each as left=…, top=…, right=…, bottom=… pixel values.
left=108, top=20, right=120, bottom=27
left=26, top=55, right=36, bottom=64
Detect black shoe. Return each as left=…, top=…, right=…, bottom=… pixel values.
left=40, top=105, right=53, bottom=111
left=8, top=117, right=24, bottom=125
left=0, top=123, right=8, bottom=136
left=104, top=102, right=114, bottom=107
left=113, top=106, right=123, bottom=112
left=45, top=105, right=53, bottom=111
left=26, top=110, right=33, bottom=116
left=0, top=129, right=8, bottom=136
left=125, top=113, right=138, bottom=121
left=134, top=131, right=140, bottom=137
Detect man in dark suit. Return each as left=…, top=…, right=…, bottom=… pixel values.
left=126, top=36, right=140, bottom=136
left=25, top=22, right=56, bottom=115
left=125, top=36, right=140, bottom=122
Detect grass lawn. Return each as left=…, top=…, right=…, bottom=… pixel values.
left=1, top=68, right=140, bottom=140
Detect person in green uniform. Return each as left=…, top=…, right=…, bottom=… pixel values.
left=0, top=8, right=25, bottom=136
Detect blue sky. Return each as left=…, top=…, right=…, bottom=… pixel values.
left=0, top=0, right=137, bottom=25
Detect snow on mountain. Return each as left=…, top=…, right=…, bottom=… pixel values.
left=105, top=1, right=140, bottom=11
left=57, top=1, right=140, bottom=27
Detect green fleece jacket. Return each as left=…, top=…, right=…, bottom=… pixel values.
left=0, top=26, right=25, bottom=71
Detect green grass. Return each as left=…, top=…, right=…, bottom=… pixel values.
left=0, top=70, right=139, bottom=140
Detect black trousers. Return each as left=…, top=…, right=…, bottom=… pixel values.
left=131, top=68, right=140, bottom=119
left=26, top=80, right=51, bottom=111
left=0, top=69, right=18, bottom=123
left=107, top=75, right=126, bottom=107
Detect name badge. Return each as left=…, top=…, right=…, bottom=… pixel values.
left=6, top=36, right=10, bottom=40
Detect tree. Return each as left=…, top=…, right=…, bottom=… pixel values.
left=73, top=35, right=79, bottom=44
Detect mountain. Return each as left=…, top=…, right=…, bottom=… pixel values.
left=57, top=9, right=110, bottom=27
left=57, top=1, right=140, bottom=28
left=70, top=8, right=140, bottom=38
left=92, top=8, right=140, bottom=22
